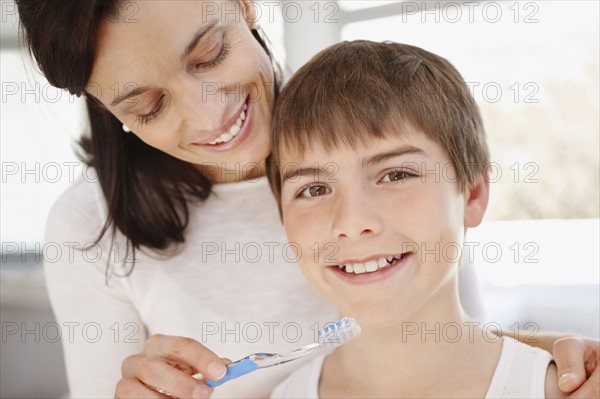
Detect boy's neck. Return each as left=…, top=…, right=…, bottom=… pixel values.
left=320, top=278, right=502, bottom=398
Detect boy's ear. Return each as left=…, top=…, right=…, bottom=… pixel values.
left=239, top=0, right=259, bottom=29
left=464, top=174, right=490, bottom=228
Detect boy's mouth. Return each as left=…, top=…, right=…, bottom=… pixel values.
left=335, top=252, right=411, bottom=275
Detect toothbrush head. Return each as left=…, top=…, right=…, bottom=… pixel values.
left=318, top=317, right=361, bottom=350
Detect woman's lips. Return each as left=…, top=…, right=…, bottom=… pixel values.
left=189, top=95, right=253, bottom=152
left=327, top=252, right=412, bottom=285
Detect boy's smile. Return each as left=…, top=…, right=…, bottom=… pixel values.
left=279, top=128, right=489, bottom=325
left=328, top=251, right=412, bottom=284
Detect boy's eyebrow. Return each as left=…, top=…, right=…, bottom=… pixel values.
left=361, top=145, right=428, bottom=168
left=281, top=146, right=428, bottom=183
left=281, top=167, right=324, bottom=183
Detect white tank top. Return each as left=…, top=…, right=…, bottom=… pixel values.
left=271, top=336, right=553, bottom=398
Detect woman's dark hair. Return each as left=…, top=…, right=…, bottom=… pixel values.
left=16, top=0, right=281, bottom=275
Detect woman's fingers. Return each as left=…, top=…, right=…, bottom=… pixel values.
left=568, top=364, right=600, bottom=399
left=118, top=334, right=227, bottom=399
left=567, top=338, right=600, bottom=398
left=115, top=376, right=170, bottom=399
left=120, top=354, right=211, bottom=398
left=553, top=337, right=587, bottom=392
left=143, top=356, right=211, bottom=397
left=144, top=334, right=227, bottom=380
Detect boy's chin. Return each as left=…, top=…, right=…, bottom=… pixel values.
left=337, top=302, right=412, bottom=329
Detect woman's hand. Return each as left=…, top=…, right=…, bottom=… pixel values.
left=115, top=334, right=227, bottom=399
left=553, top=336, right=600, bottom=398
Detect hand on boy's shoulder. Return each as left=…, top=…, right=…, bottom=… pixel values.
left=546, top=362, right=569, bottom=398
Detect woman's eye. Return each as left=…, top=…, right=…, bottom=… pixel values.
left=195, top=40, right=230, bottom=70
left=298, top=185, right=331, bottom=198
left=380, top=170, right=412, bottom=183
left=136, top=95, right=165, bottom=126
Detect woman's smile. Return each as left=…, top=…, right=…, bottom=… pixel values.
left=188, top=93, right=253, bottom=152
left=88, top=0, right=275, bottom=182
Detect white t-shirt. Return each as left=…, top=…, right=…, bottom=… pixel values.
left=44, top=169, right=484, bottom=398
left=271, top=336, right=553, bottom=398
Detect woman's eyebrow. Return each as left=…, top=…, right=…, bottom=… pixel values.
left=182, top=19, right=220, bottom=61
left=110, top=86, right=150, bottom=107
left=110, top=20, right=221, bottom=107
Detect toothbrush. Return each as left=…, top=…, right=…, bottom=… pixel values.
left=204, top=316, right=361, bottom=388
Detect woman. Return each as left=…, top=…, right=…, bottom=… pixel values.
left=14, top=1, right=599, bottom=398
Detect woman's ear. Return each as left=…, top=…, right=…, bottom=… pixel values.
left=464, top=174, right=490, bottom=228
left=239, top=0, right=259, bottom=29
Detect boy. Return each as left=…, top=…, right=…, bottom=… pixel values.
left=267, top=41, right=565, bottom=398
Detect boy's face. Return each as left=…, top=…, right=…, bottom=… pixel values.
left=279, top=127, right=488, bottom=326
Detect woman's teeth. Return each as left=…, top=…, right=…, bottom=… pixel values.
left=338, top=255, right=402, bottom=275
left=207, top=105, right=247, bottom=145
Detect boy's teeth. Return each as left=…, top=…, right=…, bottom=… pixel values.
left=365, top=260, right=378, bottom=272
left=353, top=263, right=366, bottom=274
left=206, top=106, right=246, bottom=145
left=341, top=255, right=402, bottom=275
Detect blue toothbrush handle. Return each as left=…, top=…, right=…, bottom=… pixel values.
left=205, top=358, right=260, bottom=388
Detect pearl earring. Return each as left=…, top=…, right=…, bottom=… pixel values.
left=122, top=124, right=131, bottom=133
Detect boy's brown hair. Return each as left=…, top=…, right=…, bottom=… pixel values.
left=268, top=40, right=489, bottom=213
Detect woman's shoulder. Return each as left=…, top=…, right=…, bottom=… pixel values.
left=46, top=167, right=107, bottom=239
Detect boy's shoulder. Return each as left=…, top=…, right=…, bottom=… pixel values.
left=544, top=361, right=568, bottom=398
left=488, top=336, right=566, bottom=398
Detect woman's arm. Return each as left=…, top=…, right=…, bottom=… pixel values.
left=46, top=176, right=227, bottom=398
left=458, top=258, right=599, bottom=397
left=44, top=178, right=146, bottom=397
left=501, top=330, right=600, bottom=397
left=552, top=336, right=599, bottom=397
left=491, top=323, right=599, bottom=397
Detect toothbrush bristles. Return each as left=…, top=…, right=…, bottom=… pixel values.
left=318, top=317, right=361, bottom=350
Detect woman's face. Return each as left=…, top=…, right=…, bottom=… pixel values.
left=88, top=0, right=274, bottom=183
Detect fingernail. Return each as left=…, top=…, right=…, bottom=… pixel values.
left=559, top=372, right=575, bottom=387
left=208, top=361, right=227, bottom=379
left=192, top=383, right=211, bottom=399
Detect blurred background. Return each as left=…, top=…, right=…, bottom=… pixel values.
left=1, top=1, right=598, bottom=397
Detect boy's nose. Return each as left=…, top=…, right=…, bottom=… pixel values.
left=331, top=191, right=383, bottom=240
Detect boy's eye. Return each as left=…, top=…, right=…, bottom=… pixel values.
left=298, top=185, right=331, bottom=198
left=380, top=170, right=412, bottom=183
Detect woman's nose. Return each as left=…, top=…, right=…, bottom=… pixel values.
left=331, top=189, right=384, bottom=240
left=175, top=79, right=234, bottom=133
